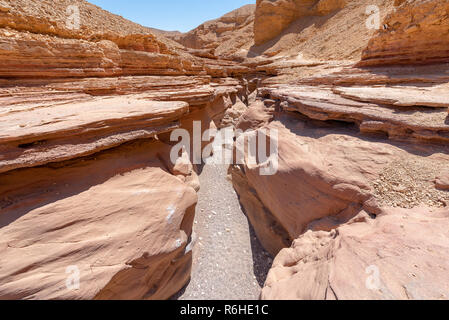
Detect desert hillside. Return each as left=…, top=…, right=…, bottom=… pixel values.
left=0, top=0, right=449, bottom=301
left=0, top=0, right=153, bottom=35
left=251, top=0, right=396, bottom=60
left=168, top=4, right=256, bottom=58
left=170, top=0, right=396, bottom=62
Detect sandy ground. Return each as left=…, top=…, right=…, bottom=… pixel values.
left=174, top=163, right=273, bottom=300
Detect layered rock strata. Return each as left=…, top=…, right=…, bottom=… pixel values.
left=0, top=72, right=247, bottom=299
left=0, top=0, right=249, bottom=300
left=262, top=206, right=449, bottom=300
left=360, top=0, right=449, bottom=66
left=229, top=0, right=449, bottom=300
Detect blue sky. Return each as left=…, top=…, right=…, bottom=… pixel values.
left=89, top=0, right=255, bottom=32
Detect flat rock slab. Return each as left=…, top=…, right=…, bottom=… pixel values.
left=0, top=123, right=179, bottom=174
left=0, top=96, right=189, bottom=144
left=334, top=85, right=449, bottom=108
left=0, top=96, right=189, bottom=173
left=261, top=85, right=449, bottom=143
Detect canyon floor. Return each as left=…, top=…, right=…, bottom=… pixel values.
left=174, top=163, right=273, bottom=300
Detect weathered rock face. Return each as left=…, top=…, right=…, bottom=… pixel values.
left=254, top=0, right=297, bottom=46
left=0, top=0, right=249, bottom=300
left=259, top=84, right=449, bottom=144
left=232, top=108, right=449, bottom=250
left=0, top=30, right=203, bottom=78
left=226, top=0, right=449, bottom=300
left=0, top=0, right=253, bottom=79
left=254, top=0, right=346, bottom=45
left=232, top=81, right=449, bottom=298
left=0, top=0, right=165, bottom=37
left=169, top=0, right=395, bottom=62
left=262, top=206, right=449, bottom=300
left=0, top=73, right=245, bottom=299
left=0, top=97, right=189, bottom=173
left=0, top=141, right=197, bottom=300
left=360, top=0, right=449, bottom=66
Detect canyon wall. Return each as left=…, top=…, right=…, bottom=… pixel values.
left=169, top=0, right=395, bottom=62
left=0, top=0, right=249, bottom=300
left=360, top=0, right=449, bottom=66
left=229, top=0, right=449, bottom=299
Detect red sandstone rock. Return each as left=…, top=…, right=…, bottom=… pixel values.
left=0, top=141, right=197, bottom=300
left=169, top=4, right=255, bottom=59
left=435, top=174, right=449, bottom=191
left=259, top=85, right=449, bottom=144
left=0, top=0, right=251, bottom=300
left=334, top=85, right=449, bottom=108
left=232, top=107, right=449, bottom=299
left=262, top=206, right=449, bottom=300
left=360, top=0, right=449, bottom=66
left=0, top=98, right=189, bottom=173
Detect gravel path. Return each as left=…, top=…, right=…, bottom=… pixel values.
left=174, top=163, right=273, bottom=300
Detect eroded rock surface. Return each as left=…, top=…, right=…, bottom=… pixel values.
left=262, top=206, right=449, bottom=300
left=360, top=0, right=449, bottom=66
left=228, top=0, right=449, bottom=300
left=0, top=141, right=197, bottom=300
left=169, top=4, right=256, bottom=59
left=0, top=0, right=250, bottom=300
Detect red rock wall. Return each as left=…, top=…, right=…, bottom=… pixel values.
left=360, top=0, right=449, bottom=66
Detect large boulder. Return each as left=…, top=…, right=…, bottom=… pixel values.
left=232, top=100, right=449, bottom=299
left=262, top=206, right=449, bottom=300
left=0, top=140, right=198, bottom=300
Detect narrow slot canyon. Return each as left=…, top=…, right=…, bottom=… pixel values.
left=1, top=0, right=449, bottom=301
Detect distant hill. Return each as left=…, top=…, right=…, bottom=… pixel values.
left=166, top=4, right=256, bottom=58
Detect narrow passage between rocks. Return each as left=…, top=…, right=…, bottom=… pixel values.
left=174, top=163, right=273, bottom=300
